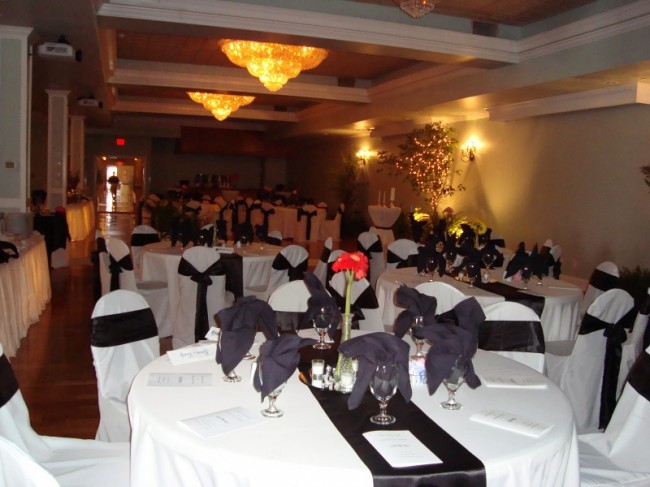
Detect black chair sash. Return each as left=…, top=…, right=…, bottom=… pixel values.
left=479, top=320, right=545, bottom=354
left=298, top=208, right=317, bottom=240
left=275, top=311, right=309, bottom=331
left=357, top=238, right=383, bottom=259
left=272, top=254, right=308, bottom=281
left=91, top=308, right=158, bottom=347
left=218, top=253, right=244, bottom=298
left=626, top=350, right=650, bottom=402
left=131, top=233, right=160, bottom=247
left=328, top=281, right=379, bottom=325
left=232, top=199, right=248, bottom=228
left=178, top=256, right=226, bottom=342
left=234, top=223, right=254, bottom=244
left=579, top=306, right=638, bottom=429
left=96, top=237, right=107, bottom=254
left=589, top=268, right=619, bottom=292
left=248, top=202, right=262, bottom=222
left=0, top=241, right=19, bottom=264
left=265, top=234, right=282, bottom=246
left=0, top=354, right=19, bottom=408
left=108, top=254, right=134, bottom=292
left=319, top=246, right=331, bottom=265
left=261, top=207, right=275, bottom=229
left=199, top=227, right=215, bottom=247
left=215, top=220, right=228, bottom=241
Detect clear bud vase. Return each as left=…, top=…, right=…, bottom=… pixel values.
left=333, top=313, right=355, bottom=393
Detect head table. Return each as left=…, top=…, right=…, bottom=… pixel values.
left=127, top=330, right=579, bottom=487
left=376, top=267, right=582, bottom=342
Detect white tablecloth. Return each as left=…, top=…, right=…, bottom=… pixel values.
left=376, top=267, right=582, bottom=341
left=141, top=241, right=281, bottom=322
left=0, top=234, right=51, bottom=357
left=368, top=205, right=402, bottom=249
left=128, top=335, right=579, bottom=487
left=268, top=207, right=298, bottom=240
left=66, top=200, right=94, bottom=241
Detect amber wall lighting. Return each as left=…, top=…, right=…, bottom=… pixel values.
left=461, top=137, right=481, bottom=162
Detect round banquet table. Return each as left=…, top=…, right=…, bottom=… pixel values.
left=367, top=205, right=402, bottom=249
left=376, top=267, right=582, bottom=341
left=128, top=332, right=579, bottom=487
left=141, top=241, right=281, bottom=324
left=65, top=200, right=94, bottom=241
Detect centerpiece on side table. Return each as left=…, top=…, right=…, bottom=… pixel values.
left=331, top=251, right=369, bottom=392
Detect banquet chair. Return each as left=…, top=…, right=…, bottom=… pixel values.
left=316, top=202, right=327, bottom=230
left=249, top=200, right=263, bottom=232
left=580, top=261, right=620, bottom=317
left=295, top=204, right=320, bottom=242
left=0, top=343, right=130, bottom=487
left=266, top=230, right=283, bottom=246
left=248, top=245, right=309, bottom=301
left=415, top=281, right=468, bottom=314
left=578, top=345, right=650, bottom=485
left=268, top=280, right=312, bottom=330
left=0, top=435, right=59, bottom=487
left=546, top=288, right=635, bottom=433
left=549, top=244, right=562, bottom=278
left=91, top=290, right=159, bottom=442
left=130, top=224, right=160, bottom=279
left=386, top=238, right=420, bottom=270
left=329, top=272, right=384, bottom=332
left=357, top=231, right=385, bottom=289
left=313, top=237, right=333, bottom=286
left=104, top=237, right=172, bottom=338
left=325, top=248, right=345, bottom=285
left=616, top=287, right=650, bottom=398
left=176, top=246, right=234, bottom=349
left=480, top=301, right=545, bottom=373
left=215, top=196, right=233, bottom=241
left=92, top=231, right=107, bottom=303
left=261, top=202, right=281, bottom=237
left=319, top=203, right=344, bottom=241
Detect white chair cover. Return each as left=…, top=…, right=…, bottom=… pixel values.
left=357, top=231, right=385, bottom=289
left=313, top=237, right=333, bottom=287
left=0, top=343, right=130, bottom=487
left=90, top=290, right=159, bottom=442
left=175, top=247, right=233, bottom=349
left=578, top=345, right=650, bottom=485
left=266, top=245, right=309, bottom=298
left=266, top=230, right=283, bottom=246
left=414, top=281, right=468, bottom=314
left=481, top=301, right=545, bottom=373
left=130, top=224, right=159, bottom=279
left=0, top=435, right=59, bottom=487
left=386, top=238, right=419, bottom=270
left=319, top=203, right=344, bottom=241
left=295, top=204, right=320, bottom=242
left=329, top=272, right=384, bottom=332
left=268, top=280, right=312, bottom=312
left=580, top=261, right=620, bottom=317
left=546, top=288, right=635, bottom=433
left=325, top=249, right=345, bottom=285
left=617, top=287, right=650, bottom=398
left=105, top=237, right=171, bottom=337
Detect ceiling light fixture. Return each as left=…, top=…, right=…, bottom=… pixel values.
left=393, top=0, right=435, bottom=19
left=220, top=40, right=328, bottom=92
left=187, top=92, right=255, bottom=121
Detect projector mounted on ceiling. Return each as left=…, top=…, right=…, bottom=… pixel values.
left=36, top=36, right=82, bottom=62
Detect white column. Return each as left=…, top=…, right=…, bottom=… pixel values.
left=46, top=89, right=69, bottom=209
left=69, top=115, right=85, bottom=191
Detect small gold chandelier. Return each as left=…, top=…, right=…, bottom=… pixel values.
left=187, top=92, right=255, bottom=121
left=393, top=0, right=435, bottom=19
left=220, top=40, right=328, bottom=92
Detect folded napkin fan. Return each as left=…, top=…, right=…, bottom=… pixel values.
left=417, top=297, right=485, bottom=395
left=338, top=332, right=412, bottom=410
left=254, top=334, right=316, bottom=399
left=303, top=271, right=342, bottom=338
left=393, top=286, right=439, bottom=338
left=216, top=296, right=279, bottom=375
left=416, top=243, right=445, bottom=275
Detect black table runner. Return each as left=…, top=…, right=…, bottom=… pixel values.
left=299, top=363, right=486, bottom=487
left=475, top=281, right=545, bottom=317
left=218, top=253, right=244, bottom=298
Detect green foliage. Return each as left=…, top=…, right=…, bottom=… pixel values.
left=619, top=266, right=650, bottom=308
left=150, top=201, right=180, bottom=237
left=332, top=153, right=360, bottom=213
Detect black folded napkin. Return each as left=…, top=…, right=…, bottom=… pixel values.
left=199, top=226, right=214, bottom=247
left=417, top=297, right=484, bottom=395
left=0, top=241, right=19, bottom=264
left=416, top=243, right=445, bottom=275
left=216, top=296, right=279, bottom=375
left=338, top=332, right=412, bottom=410
left=478, top=240, right=504, bottom=268
left=253, top=334, right=316, bottom=399
left=393, top=286, right=439, bottom=338
left=303, top=271, right=342, bottom=337
left=504, top=241, right=530, bottom=279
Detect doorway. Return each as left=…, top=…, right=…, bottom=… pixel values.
left=95, top=155, right=145, bottom=214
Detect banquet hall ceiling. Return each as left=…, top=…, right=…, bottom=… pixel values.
left=3, top=0, right=650, bottom=140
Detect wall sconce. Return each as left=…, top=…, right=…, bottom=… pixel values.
left=461, top=137, right=480, bottom=162
left=356, top=148, right=375, bottom=166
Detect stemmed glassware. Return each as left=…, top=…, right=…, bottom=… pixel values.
left=409, top=315, right=427, bottom=359
left=445, top=250, right=457, bottom=274
left=258, top=360, right=286, bottom=418
left=426, top=256, right=437, bottom=280
left=441, top=356, right=468, bottom=410
left=482, top=251, right=495, bottom=282
left=521, top=265, right=532, bottom=290
left=239, top=234, right=249, bottom=254
left=467, top=262, right=479, bottom=288
left=369, top=364, right=399, bottom=425
left=313, top=306, right=334, bottom=350
left=220, top=333, right=242, bottom=382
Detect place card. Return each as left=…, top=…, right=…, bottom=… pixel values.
left=479, top=375, right=548, bottom=389
left=147, top=373, right=212, bottom=387
left=181, top=406, right=264, bottom=438
left=363, top=430, right=442, bottom=468
left=470, top=409, right=552, bottom=438
left=204, top=327, right=220, bottom=342
left=167, top=342, right=216, bottom=365
left=215, top=246, right=234, bottom=254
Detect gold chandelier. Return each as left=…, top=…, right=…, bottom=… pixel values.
left=220, top=40, right=328, bottom=92
left=187, top=92, right=255, bottom=121
left=393, top=0, right=435, bottom=19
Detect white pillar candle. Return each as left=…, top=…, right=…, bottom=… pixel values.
left=311, top=359, right=324, bottom=375
left=390, top=187, right=395, bottom=201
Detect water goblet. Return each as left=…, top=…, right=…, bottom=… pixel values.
left=313, top=306, right=334, bottom=350
left=239, top=234, right=249, bottom=254
left=220, top=333, right=242, bottom=382
left=426, top=256, right=437, bottom=280
left=467, top=262, right=479, bottom=288
left=369, top=364, right=399, bottom=425
left=482, top=251, right=495, bottom=282
left=441, top=356, right=468, bottom=410
left=409, top=315, right=427, bottom=359
left=521, top=265, right=532, bottom=290
left=445, top=250, right=457, bottom=274
left=259, top=361, right=286, bottom=418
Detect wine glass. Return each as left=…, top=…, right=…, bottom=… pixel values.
left=409, top=315, right=427, bottom=359
left=313, top=306, right=334, bottom=350
left=220, top=334, right=242, bottom=383
left=441, top=356, right=468, bottom=410
left=521, top=265, right=532, bottom=290
left=467, top=262, right=479, bottom=288
left=426, top=256, right=437, bottom=280
left=259, top=361, right=286, bottom=418
left=445, top=250, right=457, bottom=274
left=482, top=251, right=495, bottom=282
left=239, top=234, right=249, bottom=254
left=369, top=364, right=399, bottom=425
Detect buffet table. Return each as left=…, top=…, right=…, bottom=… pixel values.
left=66, top=200, right=95, bottom=241
left=376, top=267, right=582, bottom=341
left=128, top=333, right=579, bottom=487
left=0, top=234, right=51, bottom=357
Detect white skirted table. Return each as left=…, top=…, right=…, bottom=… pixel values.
left=0, top=233, right=51, bottom=357
left=376, top=267, right=582, bottom=341
left=368, top=205, right=402, bottom=249
left=127, top=333, right=579, bottom=487
left=66, top=200, right=95, bottom=241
